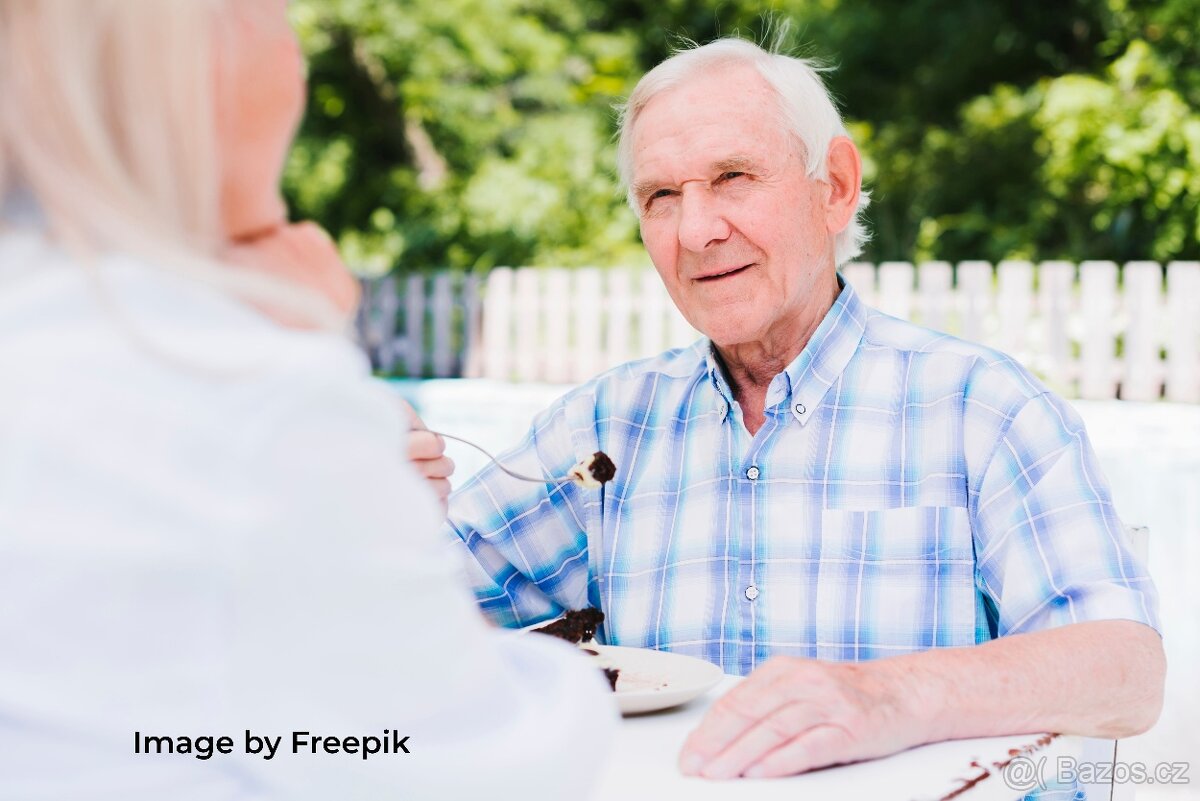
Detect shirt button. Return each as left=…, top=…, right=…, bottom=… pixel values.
left=794, top=403, right=807, bottom=415
left=745, top=585, right=759, bottom=601
left=746, top=466, right=760, bottom=480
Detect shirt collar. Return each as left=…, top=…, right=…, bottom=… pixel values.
left=704, top=274, right=869, bottom=425
left=704, top=346, right=734, bottom=416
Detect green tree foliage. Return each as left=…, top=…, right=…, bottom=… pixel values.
left=843, top=0, right=1200, bottom=262
left=285, top=0, right=644, bottom=274
left=284, top=0, right=1200, bottom=272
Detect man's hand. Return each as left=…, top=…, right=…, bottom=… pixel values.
left=678, top=620, right=1164, bottom=781
left=399, top=399, right=455, bottom=513
left=679, top=656, right=925, bottom=780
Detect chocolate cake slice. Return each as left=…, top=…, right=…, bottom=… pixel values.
left=532, top=607, right=619, bottom=691
left=532, top=607, right=605, bottom=644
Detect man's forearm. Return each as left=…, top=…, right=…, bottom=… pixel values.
left=891, top=619, right=1165, bottom=743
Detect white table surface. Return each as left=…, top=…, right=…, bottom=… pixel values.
left=593, top=677, right=1083, bottom=801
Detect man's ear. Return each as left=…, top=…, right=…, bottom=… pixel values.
left=824, top=136, right=862, bottom=235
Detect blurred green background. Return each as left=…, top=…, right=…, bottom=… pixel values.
left=283, top=0, right=1200, bottom=276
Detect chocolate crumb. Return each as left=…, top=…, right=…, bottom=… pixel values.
left=938, top=734, right=1061, bottom=801
left=941, top=768, right=990, bottom=800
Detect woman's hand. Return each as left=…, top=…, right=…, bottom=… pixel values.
left=399, top=399, right=455, bottom=514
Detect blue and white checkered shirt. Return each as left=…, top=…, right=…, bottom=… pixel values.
left=446, top=279, right=1160, bottom=677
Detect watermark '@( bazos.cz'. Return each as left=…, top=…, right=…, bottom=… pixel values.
left=1002, top=756, right=1191, bottom=792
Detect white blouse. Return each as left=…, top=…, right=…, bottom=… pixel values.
left=0, top=230, right=615, bottom=801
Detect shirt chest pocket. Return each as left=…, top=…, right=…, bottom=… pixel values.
left=814, top=506, right=978, bottom=661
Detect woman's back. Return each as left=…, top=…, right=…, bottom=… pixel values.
left=0, top=232, right=615, bottom=800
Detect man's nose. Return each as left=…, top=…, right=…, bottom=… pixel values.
left=676, top=186, right=731, bottom=252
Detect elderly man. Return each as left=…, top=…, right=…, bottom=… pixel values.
left=414, top=37, right=1164, bottom=781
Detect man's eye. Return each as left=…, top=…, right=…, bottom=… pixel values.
left=719, top=171, right=746, bottom=182
left=644, top=188, right=674, bottom=207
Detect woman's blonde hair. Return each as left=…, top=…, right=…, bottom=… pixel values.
left=0, top=0, right=343, bottom=331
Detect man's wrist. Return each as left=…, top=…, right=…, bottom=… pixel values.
left=878, top=649, right=954, bottom=745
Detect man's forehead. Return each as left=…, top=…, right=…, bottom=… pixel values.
left=629, top=65, right=789, bottom=180
left=630, top=114, right=791, bottom=189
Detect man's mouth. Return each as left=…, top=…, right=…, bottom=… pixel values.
left=695, top=264, right=752, bottom=282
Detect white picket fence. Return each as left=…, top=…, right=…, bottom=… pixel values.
left=356, top=260, right=1200, bottom=402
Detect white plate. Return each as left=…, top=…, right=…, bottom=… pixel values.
left=587, top=645, right=724, bottom=715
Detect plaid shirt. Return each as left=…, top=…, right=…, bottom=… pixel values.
left=446, top=279, right=1160, bottom=676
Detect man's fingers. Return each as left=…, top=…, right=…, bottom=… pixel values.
left=679, top=695, right=758, bottom=766
left=682, top=657, right=891, bottom=781
left=679, top=674, right=791, bottom=773
left=696, top=703, right=818, bottom=779
left=742, top=723, right=855, bottom=779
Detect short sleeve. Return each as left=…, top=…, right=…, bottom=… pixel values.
left=971, top=391, right=1160, bottom=637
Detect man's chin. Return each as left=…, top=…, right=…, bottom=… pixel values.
left=691, top=308, right=762, bottom=349
left=704, top=328, right=765, bottom=352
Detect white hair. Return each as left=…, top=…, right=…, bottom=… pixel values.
left=616, top=37, right=871, bottom=266
left=0, top=0, right=342, bottom=331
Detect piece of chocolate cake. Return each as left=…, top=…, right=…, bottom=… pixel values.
left=567, top=452, right=617, bottom=489
left=532, top=607, right=620, bottom=691
left=532, top=607, right=605, bottom=644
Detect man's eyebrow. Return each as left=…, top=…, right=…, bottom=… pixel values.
left=632, top=156, right=760, bottom=200
left=712, top=156, right=757, bottom=173
left=631, top=178, right=665, bottom=200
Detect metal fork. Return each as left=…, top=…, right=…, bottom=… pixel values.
left=428, top=430, right=576, bottom=485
